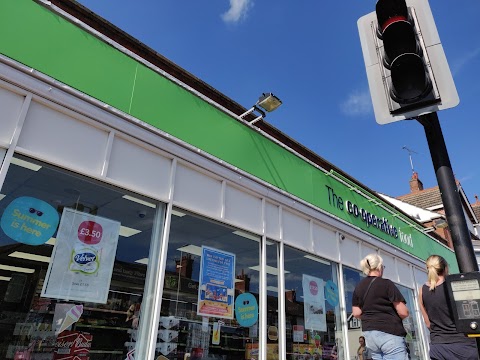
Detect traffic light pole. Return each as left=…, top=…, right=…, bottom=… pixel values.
left=417, top=112, right=480, bottom=356
left=417, top=112, right=478, bottom=272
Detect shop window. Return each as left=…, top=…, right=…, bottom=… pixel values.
left=343, top=267, right=365, bottom=359
left=0, top=155, right=163, bottom=359
left=284, top=246, right=342, bottom=360
left=397, top=284, right=426, bottom=360
left=343, top=267, right=426, bottom=360
left=160, top=209, right=261, bottom=360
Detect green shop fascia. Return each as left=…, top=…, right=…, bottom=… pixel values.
left=0, top=0, right=456, bottom=270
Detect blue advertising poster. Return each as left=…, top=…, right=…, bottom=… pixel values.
left=197, top=246, right=235, bottom=319
left=235, top=293, right=258, bottom=327
left=0, top=196, right=59, bottom=245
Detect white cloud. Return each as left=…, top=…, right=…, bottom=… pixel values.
left=221, top=0, right=252, bottom=24
left=340, top=89, right=373, bottom=116
left=451, top=47, right=480, bottom=76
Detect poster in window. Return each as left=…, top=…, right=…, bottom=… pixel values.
left=42, top=208, right=120, bottom=303
left=197, top=246, right=235, bottom=319
left=302, top=274, right=327, bottom=331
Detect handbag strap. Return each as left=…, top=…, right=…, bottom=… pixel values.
left=361, top=277, right=378, bottom=308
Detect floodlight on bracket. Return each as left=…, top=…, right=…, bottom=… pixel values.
left=239, top=93, right=282, bottom=125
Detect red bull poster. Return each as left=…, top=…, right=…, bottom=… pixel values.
left=42, top=208, right=120, bottom=303
left=197, top=246, right=235, bottom=319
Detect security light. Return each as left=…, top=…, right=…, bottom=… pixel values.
left=239, top=92, right=283, bottom=125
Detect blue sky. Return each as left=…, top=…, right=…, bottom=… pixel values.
left=76, top=0, right=480, bottom=202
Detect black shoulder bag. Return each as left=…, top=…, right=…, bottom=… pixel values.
left=361, top=277, right=377, bottom=308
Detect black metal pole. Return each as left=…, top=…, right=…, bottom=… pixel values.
left=417, top=112, right=478, bottom=273
left=418, top=112, right=480, bottom=357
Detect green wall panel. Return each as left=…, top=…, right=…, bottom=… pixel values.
left=0, top=1, right=136, bottom=112
left=0, top=0, right=456, bottom=268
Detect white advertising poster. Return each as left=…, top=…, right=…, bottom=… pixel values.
left=41, top=208, right=120, bottom=303
left=302, top=274, right=326, bottom=331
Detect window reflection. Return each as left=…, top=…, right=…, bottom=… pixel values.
left=284, top=246, right=342, bottom=360
left=160, top=209, right=261, bottom=359
left=0, top=155, right=160, bottom=359
left=398, top=284, right=426, bottom=360
left=343, top=266, right=426, bottom=360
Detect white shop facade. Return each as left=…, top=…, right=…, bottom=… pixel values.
left=0, top=1, right=456, bottom=360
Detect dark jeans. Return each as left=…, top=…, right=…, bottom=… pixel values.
left=429, top=342, right=478, bottom=360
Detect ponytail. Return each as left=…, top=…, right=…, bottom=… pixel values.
left=426, top=255, right=448, bottom=291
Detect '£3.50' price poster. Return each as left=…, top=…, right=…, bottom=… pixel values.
left=42, top=208, right=120, bottom=304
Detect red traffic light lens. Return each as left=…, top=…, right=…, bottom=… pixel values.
left=376, top=0, right=409, bottom=30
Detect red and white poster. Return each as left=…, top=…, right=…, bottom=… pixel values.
left=42, top=208, right=120, bottom=303
left=54, top=331, right=92, bottom=359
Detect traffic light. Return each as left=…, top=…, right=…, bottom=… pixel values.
left=358, top=0, right=458, bottom=124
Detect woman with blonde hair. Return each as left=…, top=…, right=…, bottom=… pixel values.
left=419, top=255, right=477, bottom=360
left=352, top=253, right=410, bottom=359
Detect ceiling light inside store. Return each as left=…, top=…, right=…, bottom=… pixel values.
left=172, top=209, right=186, bottom=217
left=11, top=157, right=42, bottom=171
left=122, top=195, right=156, bottom=208
left=249, top=265, right=290, bottom=275
left=266, top=286, right=278, bottom=293
left=0, top=264, right=35, bottom=274
left=119, top=225, right=141, bottom=237
left=9, top=251, right=51, bottom=263
left=233, top=230, right=260, bottom=242
left=0, top=276, right=12, bottom=281
left=304, top=255, right=331, bottom=265
left=176, top=244, right=202, bottom=257
left=135, top=258, right=149, bottom=265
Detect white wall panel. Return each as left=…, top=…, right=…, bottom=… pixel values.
left=173, top=163, right=222, bottom=218
left=224, top=185, right=262, bottom=233
left=282, top=210, right=310, bottom=250
left=0, top=86, right=25, bottom=146
left=380, top=252, right=397, bottom=282
left=108, top=136, right=172, bottom=200
left=17, top=101, right=108, bottom=175
left=340, top=235, right=360, bottom=268
left=312, top=223, right=337, bottom=261
left=397, top=259, right=414, bottom=288
left=413, top=267, right=427, bottom=289
left=265, top=202, right=280, bottom=239
left=361, top=243, right=378, bottom=262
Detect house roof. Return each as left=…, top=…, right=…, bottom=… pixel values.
left=379, top=193, right=442, bottom=222
left=397, top=185, right=443, bottom=210
left=472, top=198, right=480, bottom=223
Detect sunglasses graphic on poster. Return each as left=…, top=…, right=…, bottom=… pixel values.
left=42, top=208, right=120, bottom=304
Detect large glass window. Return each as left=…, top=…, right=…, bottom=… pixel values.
left=284, top=246, right=342, bottom=360
left=397, top=284, right=426, bottom=360
left=343, top=267, right=426, bottom=360
left=159, top=209, right=261, bottom=360
left=0, top=155, right=163, bottom=359
left=343, top=267, right=364, bottom=359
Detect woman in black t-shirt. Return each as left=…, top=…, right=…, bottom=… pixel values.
left=352, top=253, right=410, bottom=360
left=419, top=255, right=477, bottom=360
